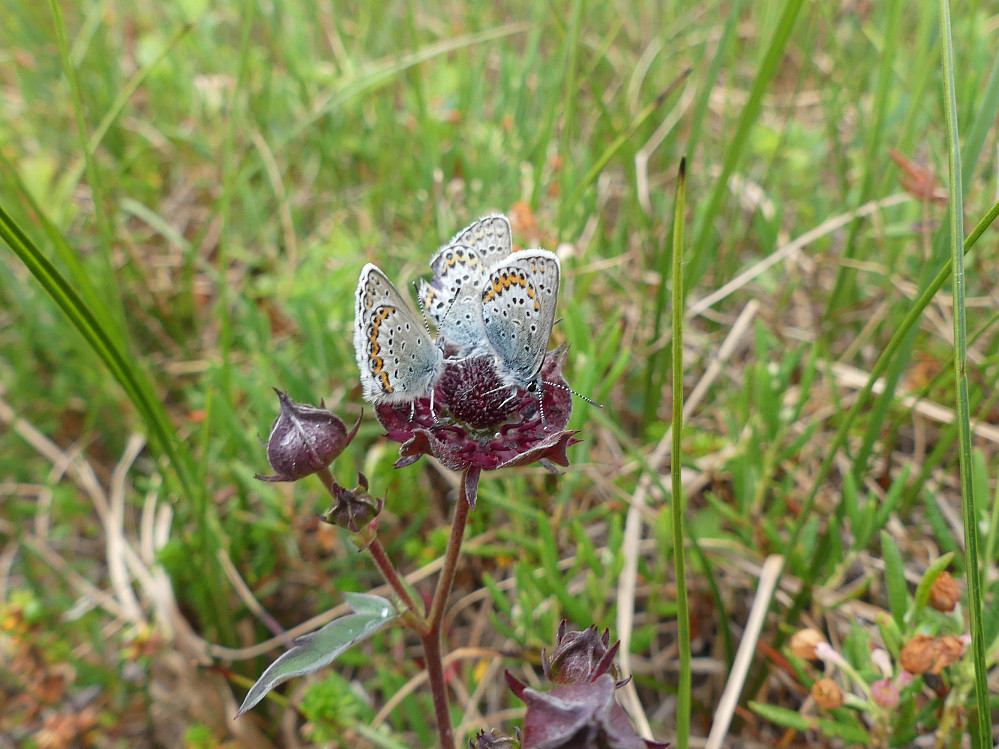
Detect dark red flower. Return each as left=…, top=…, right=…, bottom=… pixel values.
left=376, top=345, right=580, bottom=508
left=256, top=390, right=361, bottom=482
left=505, top=623, right=668, bottom=749
left=506, top=673, right=668, bottom=749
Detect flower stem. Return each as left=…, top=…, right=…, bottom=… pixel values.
left=422, top=629, right=454, bottom=749
left=368, top=537, right=424, bottom=623
left=314, top=467, right=426, bottom=624
left=423, top=467, right=476, bottom=749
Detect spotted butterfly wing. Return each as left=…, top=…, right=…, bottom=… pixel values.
left=354, top=264, right=443, bottom=404
left=417, top=244, right=492, bottom=352
left=479, top=250, right=560, bottom=391
left=443, top=214, right=512, bottom=271
left=418, top=215, right=514, bottom=353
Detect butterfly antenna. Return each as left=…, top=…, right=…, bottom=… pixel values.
left=412, top=280, right=435, bottom=333
left=544, top=380, right=603, bottom=408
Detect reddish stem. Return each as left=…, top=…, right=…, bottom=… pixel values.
left=315, top=468, right=424, bottom=622
left=428, top=482, right=471, bottom=628
left=368, top=537, right=424, bottom=623
left=422, top=629, right=454, bottom=749
left=319, top=462, right=476, bottom=749
left=422, top=468, right=475, bottom=749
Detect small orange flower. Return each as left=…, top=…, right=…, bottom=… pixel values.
left=928, top=571, right=961, bottom=612
left=789, top=628, right=825, bottom=660
left=811, top=678, right=844, bottom=710
left=899, top=634, right=938, bottom=675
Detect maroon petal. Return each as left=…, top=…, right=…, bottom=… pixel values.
left=464, top=465, right=482, bottom=509
left=497, top=430, right=580, bottom=470
left=395, top=429, right=470, bottom=471
left=519, top=676, right=614, bottom=749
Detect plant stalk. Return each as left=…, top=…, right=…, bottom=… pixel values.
left=424, top=467, right=476, bottom=749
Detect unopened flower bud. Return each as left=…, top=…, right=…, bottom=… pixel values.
left=256, top=390, right=360, bottom=482
left=928, top=571, right=960, bottom=612
left=789, top=628, right=825, bottom=660
left=811, top=678, right=844, bottom=710
left=320, top=473, right=383, bottom=532
left=543, top=621, right=617, bottom=685
left=899, top=634, right=938, bottom=675
left=871, top=678, right=899, bottom=709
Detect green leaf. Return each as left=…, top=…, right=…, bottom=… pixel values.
left=236, top=593, right=398, bottom=717
left=749, top=702, right=870, bottom=743
left=880, top=531, right=908, bottom=628
left=913, top=552, right=954, bottom=615
left=0, top=203, right=196, bottom=499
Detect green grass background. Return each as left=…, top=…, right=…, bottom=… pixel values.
left=2, top=0, right=999, bottom=746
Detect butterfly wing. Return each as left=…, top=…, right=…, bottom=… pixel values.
left=480, top=250, right=560, bottom=387
left=418, top=216, right=515, bottom=353
left=418, top=244, right=492, bottom=351
left=354, top=264, right=442, bottom=404
left=441, top=214, right=512, bottom=273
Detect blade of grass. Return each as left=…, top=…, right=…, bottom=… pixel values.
left=937, top=0, right=989, bottom=741
left=824, top=0, right=903, bottom=314
left=0, top=204, right=196, bottom=502
left=671, top=157, right=691, bottom=749
left=684, top=0, right=745, bottom=161
left=555, top=0, right=583, bottom=229
left=564, top=68, right=691, bottom=218
left=47, top=0, right=124, bottom=334
left=197, top=0, right=259, bottom=649
left=272, top=24, right=528, bottom=162
left=687, top=0, right=805, bottom=291
left=744, top=193, right=999, bottom=697
left=63, top=22, right=196, bottom=196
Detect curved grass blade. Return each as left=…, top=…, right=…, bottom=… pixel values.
left=0, top=204, right=197, bottom=499
left=687, top=0, right=806, bottom=290
left=937, top=1, right=989, bottom=740
left=671, top=157, right=691, bottom=748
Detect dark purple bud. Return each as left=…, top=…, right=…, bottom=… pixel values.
left=320, top=473, right=384, bottom=532
left=543, top=622, right=618, bottom=685
left=255, top=390, right=360, bottom=482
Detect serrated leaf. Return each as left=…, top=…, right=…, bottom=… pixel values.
left=236, top=593, right=398, bottom=716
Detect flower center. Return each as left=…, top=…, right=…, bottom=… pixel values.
left=437, top=356, right=518, bottom=431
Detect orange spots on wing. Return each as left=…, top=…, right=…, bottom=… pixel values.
left=482, top=272, right=540, bottom=311
left=366, top=307, right=395, bottom=394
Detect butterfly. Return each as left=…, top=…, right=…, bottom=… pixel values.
left=354, top=263, right=443, bottom=404
left=417, top=214, right=513, bottom=354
